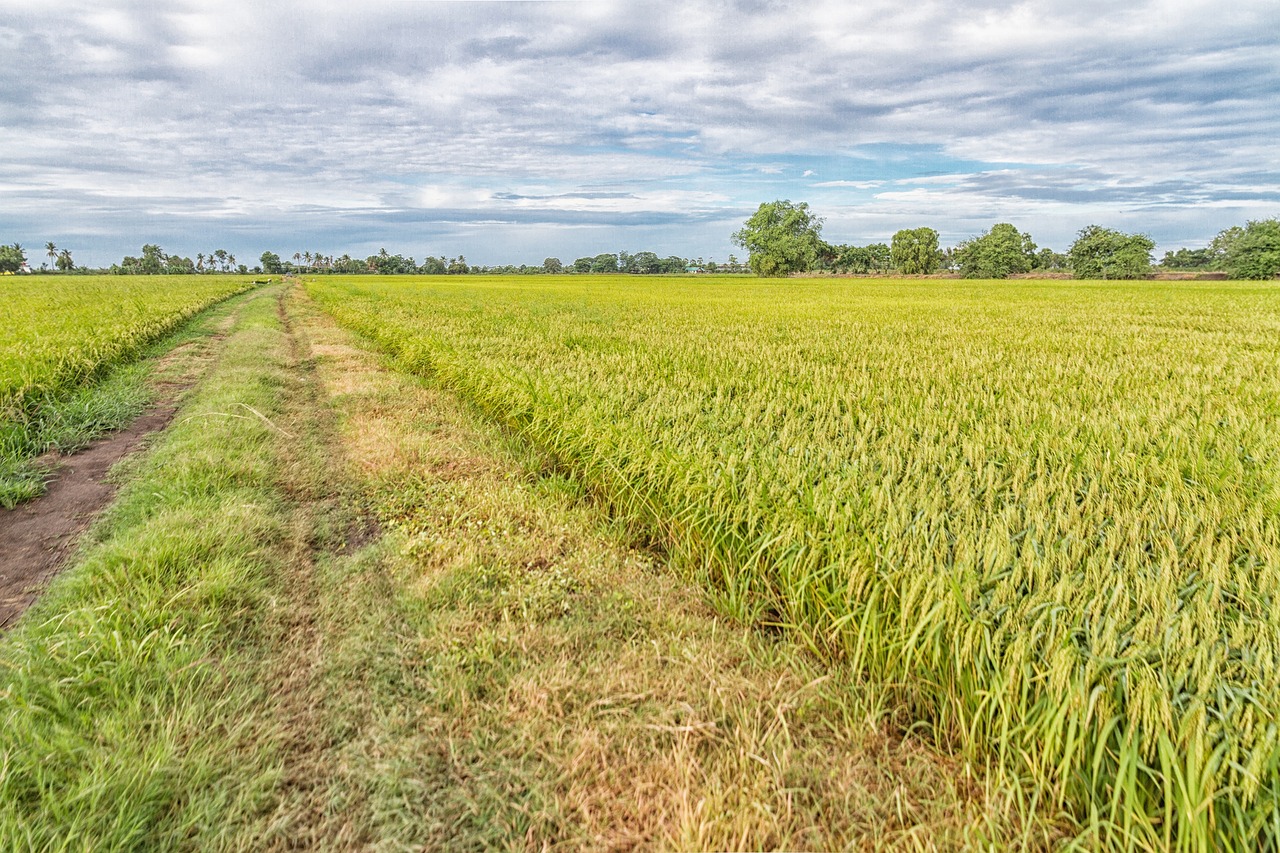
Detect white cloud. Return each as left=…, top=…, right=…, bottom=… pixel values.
left=0, top=0, right=1277, bottom=264
left=812, top=180, right=885, bottom=189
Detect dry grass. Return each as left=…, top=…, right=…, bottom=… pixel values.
left=288, top=286, right=1063, bottom=850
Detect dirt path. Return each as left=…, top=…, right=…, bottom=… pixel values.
left=0, top=297, right=248, bottom=630
left=0, top=406, right=183, bottom=628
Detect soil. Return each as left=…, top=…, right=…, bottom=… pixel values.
left=0, top=304, right=240, bottom=631
left=0, top=404, right=181, bottom=629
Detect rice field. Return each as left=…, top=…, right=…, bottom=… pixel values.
left=1, top=275, right=254, bottom=420
left=0, top=275, right=255, bottom=504
left=308, top=274, right=1280, bottom=849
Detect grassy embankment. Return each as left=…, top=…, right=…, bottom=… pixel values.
left=0, top=276, right=256, bottom=507
left=307, top=274, right=1280, bottom=850
left=1, top=281, right=1055, bottom=848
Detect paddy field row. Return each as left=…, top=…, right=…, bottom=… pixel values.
left=308, top=274, right=1280, bottom=849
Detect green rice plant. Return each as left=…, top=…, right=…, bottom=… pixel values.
left=1, top=276, right=253, bottom=419
left=308, top=274, right=1280, bottom=849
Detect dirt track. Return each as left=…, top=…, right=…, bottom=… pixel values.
left=0, top=404, right=182, bottom=628
left=0, top=298, right=243, bottom=630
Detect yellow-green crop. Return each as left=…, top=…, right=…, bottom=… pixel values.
left=1, top=275, right=254, bottom=419
left=309, top=274, right=1280, bottom=849
left=0, top=275, right=254, bottom=500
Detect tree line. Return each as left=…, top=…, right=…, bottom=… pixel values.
left=732, top=201, right=1280, bottom=280
left=0, top=244, right=721, bottom=276
left=0, top=243, right=248, bottom=275
left=260, top=249, right=731, bottom=276
left=4, top=211, right=1277, bottom=279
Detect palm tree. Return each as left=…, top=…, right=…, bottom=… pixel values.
left=196, top=252, right=205, bottom=272
left=45, top=242, right=56, bottom=269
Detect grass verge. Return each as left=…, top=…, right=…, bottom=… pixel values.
left=0, top=284, right=327, bottom=849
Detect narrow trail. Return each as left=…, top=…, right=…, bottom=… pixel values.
left=0, top=295, right=249, bottom=629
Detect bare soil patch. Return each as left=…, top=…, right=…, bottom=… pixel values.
left=0, top=406, right=179, bottom=627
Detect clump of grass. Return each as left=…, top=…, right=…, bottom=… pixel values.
left=309, top=274, right=1280, bottom=850
left=0, top=363, right=152, bottom=507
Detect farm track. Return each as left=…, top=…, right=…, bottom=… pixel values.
left=0, top=296, right=246, bottom=629
left=250, top=281, right=381, bottom=846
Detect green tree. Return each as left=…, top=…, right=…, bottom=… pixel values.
left=542, top=257, right=562, bottom=274
left=1207, top=225, right=1245, bottom=269
left=890, top=227, right=941, bottom=274
left=630, top=251, right=661, bottom=274
left=45, top=241, right=56, bottom=269
left=56, top=249, right=74, bottom=271
left=590, top=253, right=618, bottom=273
left=1219, top=219, right=1280, bottom=280
left=732, top=200, right=824, bottom=277
left=833, top=242, right=891, bottom=273
left=953, top=223, right=1037, bottom=278
left=260, top=251, right=284, bottom=274
left=868, top=243, right=891, bottom=272
left=418, top=256, right=447, bottom=275
left=139, top=244, right=166, bottom=275
left=1159, top=247, right=1213, bottom=270
left=1067, top=226, right=1154, bottom=279
left=1033, top=248, right=1067, bottom=271
left=365, top=250, right=417, bottom=274
left=0, top=243, right=26, bottom=273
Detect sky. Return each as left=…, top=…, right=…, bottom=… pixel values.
left=1, top=0, right=1278, bottom=268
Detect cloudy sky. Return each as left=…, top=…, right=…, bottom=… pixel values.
left=2, top=0, right=1278, bottom=268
